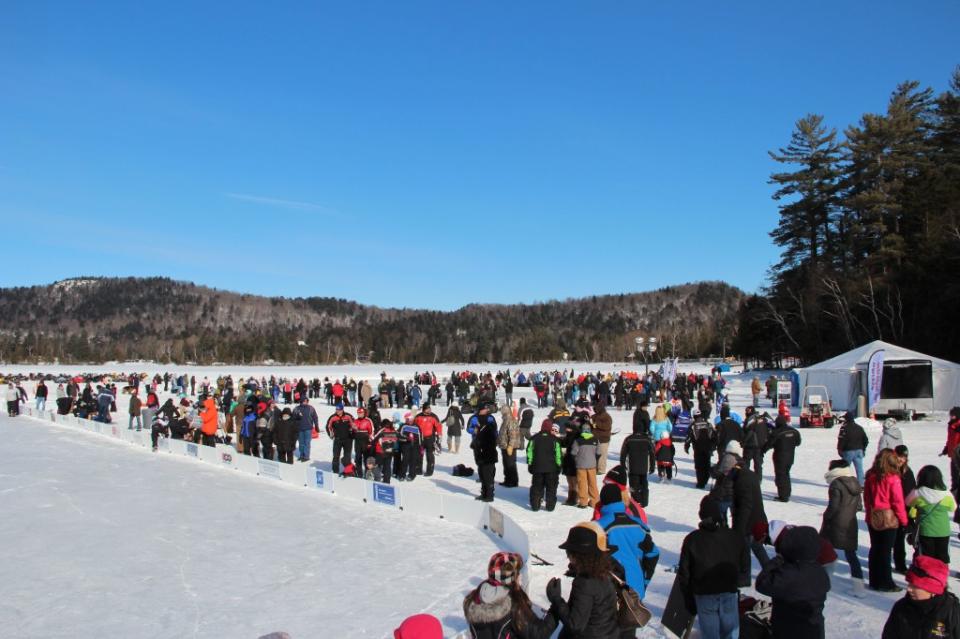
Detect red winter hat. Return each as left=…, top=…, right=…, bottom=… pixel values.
left=540, top=419, right=554, bottom=433
left=907, top=555, right=948, bottom=595
left=394, top=614, right=443, bottom=639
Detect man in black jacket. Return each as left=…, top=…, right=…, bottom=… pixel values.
left=527, top=419, right=562, bottom=511
left=620, top=421, right=656, bottom=507
left=470, top=404, right=499, bottom=502
left=837, top=412, right=868, bottom=485
left=714, top=404, right=742, bottom=457
left=632, top=400, right=650, bottom=438
left=741, top=407, right=769, bottom=476
left=756, top=526, right=830, bottom=639
left=732, top=463, right=770, bottom=578
left=678, top=496, right=747, bottom=638
left=518, top=398, right=535, bottom=440
left=684, top=410, right=716, bottom=489
left=765, top=416, right=802, bottom=502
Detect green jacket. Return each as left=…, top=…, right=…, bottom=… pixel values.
left=908, top=488, right=957, bottom=538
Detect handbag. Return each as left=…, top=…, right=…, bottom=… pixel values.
left=610, top=572, right=651, bottom=629
left=869, top=507, right=899, bottom=531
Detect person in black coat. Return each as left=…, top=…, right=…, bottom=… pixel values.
left=274, top=407, right=300, bottom=464
left=714, top=404, right=742, bottom=457
left=684, top=410, right=716, bottom=488
left=837, top=412, right=869, bottom=485
left=756, top=526, right=831, bottom=639
left=678, top=496, right=748, bottom=638
left=471, top=404, right=499, bottom=502
left=741, top=407, right=769, bottom=476
left=632, top=402, right=650, bottom=441
left=527, top=419, right=562, bottom=512
left=894, top=444, right=917, bottom=574
left=546, top=522, right=620, bottom=639
left=882, top=555, right=960, bottom=639
left=732, top=463, right=770, bottom=576
left=765, top=416, right=802, bottom=502
left=620, top=421, right=656, bottom=506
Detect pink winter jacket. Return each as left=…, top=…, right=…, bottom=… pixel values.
left=864, top=470, right=908, bottom=527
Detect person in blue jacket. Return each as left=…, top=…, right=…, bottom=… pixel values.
left=649, top=405, right=673, bottom=442
left=595, top=484, right=659, bottom=603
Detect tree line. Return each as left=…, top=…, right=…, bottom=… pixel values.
left=0, top=277, right=742, bottom=364
left=736, top=67, right=960, bottom=366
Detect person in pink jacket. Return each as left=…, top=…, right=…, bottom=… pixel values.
left=864, top=449, right=909, bottom=592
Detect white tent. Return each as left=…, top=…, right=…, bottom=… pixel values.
left=794, top=340, right=960, bottom=414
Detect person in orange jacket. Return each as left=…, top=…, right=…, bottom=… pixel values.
left=199, top=395, right=219, bottom=446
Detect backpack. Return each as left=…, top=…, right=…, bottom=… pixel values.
left=453, top=464, right=475, bottom=477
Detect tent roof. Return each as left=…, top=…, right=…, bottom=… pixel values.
left=800, top=340, right=960, bottom=372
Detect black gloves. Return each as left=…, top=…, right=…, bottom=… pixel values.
left=546, top=577, right=563, bottom=607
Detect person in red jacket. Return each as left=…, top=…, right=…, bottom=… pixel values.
left=352, top=406, right=375, bottom=472
left=414, top=403, right=443, bottom=477
left=864, top=448, right=910, bottom=592
left=332, top=381, right=345, bottom=405
left=941, top=407, right=960, bottom=459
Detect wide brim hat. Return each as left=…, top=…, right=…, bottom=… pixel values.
left=558, top=522, right=617, bottom=555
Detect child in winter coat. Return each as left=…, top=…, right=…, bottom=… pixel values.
left=907, top=465, right=957, bottom=565
left=756, top=526, right=831, bottom=639
left=655, top=431, right=676, bottom=482
left=882, top=555, right=960, bottom=639
left=463, top=552, right=557, bottom=639
left=820, top=459, right=865, bottom=596
left=570, top=423, right=599, bottom=508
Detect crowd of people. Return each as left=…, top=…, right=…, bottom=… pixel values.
left=6, top=367, right=960, bottom=638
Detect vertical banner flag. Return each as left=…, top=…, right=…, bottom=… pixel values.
left=867, top=349, right=885, bottom=412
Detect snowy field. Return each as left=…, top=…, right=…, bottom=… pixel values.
left=3, top=361, right=959, bottom=638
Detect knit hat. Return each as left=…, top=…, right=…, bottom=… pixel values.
left=725, top=440, right=743, bottom=456
left=698, top=495, right=723, bottom=524
left=393, top=614, right=443, bottom=639
left=487, top=551, right=523, bottom=587
left=540, top=419, right=553, bottom=434
left=604, top=464, right=627, bottom=488
left=907, top=556, right=949, bottom=595
left=335, top=402, right=344, bottom=410
left=357, top=406, right=366, bottom=415
left=558, top=522, right=617, bottom=555
left=600, top=483, right=622, bottom=506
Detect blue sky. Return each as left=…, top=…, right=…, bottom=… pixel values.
left=2, top=1, right=957, bottom=310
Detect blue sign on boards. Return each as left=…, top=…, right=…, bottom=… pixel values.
left=372, top=483, right=396, bottom=506
left=186, top=443, right=199, bottom=457
left=315, top=470, right=324, bottom=488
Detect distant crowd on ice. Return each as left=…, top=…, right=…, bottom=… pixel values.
left=5, top=368, right=960, bottom=638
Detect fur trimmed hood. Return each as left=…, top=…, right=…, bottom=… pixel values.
left=463, top=581, right=512, bottom=624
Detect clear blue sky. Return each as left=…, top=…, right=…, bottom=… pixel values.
left=2, top=1, right=957, bottom=310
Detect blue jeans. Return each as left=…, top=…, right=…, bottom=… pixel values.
left=845, top=548, right=864, bottom=579
left=297, top=430, right=312, bottom=460
left=841, top=450, right=865, bottom=485
left=128, top=414, right=142, bottom=430
left=35, top=398, right=45, bottom=411
left=694, top=592, right=739, bottom=639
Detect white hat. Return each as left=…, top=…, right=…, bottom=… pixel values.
left=725, top=440, right=743, bottom=456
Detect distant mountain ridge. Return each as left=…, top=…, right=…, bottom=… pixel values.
left=0, top=277, right=744, bottom=364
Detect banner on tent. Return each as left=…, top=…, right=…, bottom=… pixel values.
left=868, top=350, right=885, bottom=411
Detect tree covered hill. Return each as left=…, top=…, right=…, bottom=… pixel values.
left=0, top=277, right=743, bottom=364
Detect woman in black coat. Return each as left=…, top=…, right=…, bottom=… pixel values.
left=756, top=526, right=831, bottom=639
left=546, top=522, right=620, bottom=639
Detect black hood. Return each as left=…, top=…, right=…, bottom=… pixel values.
left=779, top=525, right=821, bottom=563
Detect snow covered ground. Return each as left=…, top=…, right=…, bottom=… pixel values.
left=4, top=361, right=959, bottom=638
left=0, top=414, right=498, bottom=639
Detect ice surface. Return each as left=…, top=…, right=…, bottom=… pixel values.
left=0, top=415, right=496, bottom=638
left=5, top=362, right=959, bottom=638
